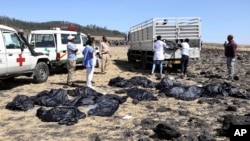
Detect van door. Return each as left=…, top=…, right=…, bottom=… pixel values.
left=3, top=31, right=32, bottom=73
left=73, top=34, right=84, bottom=62
left=0, top=31, right=7, bottom=74
left=56, top=33, right=68, bottom=62
left=30, top=34, right=56, bottom=61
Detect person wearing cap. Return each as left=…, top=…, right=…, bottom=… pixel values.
left=180, top=38, right=190, bottom=78
left=82, top=37, right=96, bottom=89
left=100, top=36, right=111, bottom=74
left=66, top=35, right=78, bottom=86
left=224, top=34, right=238, bottom=80
left=151, top=35, right=168, bottom=76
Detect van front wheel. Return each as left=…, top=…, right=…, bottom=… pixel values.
left=33, top=62, right=49, bottom=83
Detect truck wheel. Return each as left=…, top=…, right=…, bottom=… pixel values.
left=127, top=51, right=135, bottom=63
left=33, top=62, right=49, bottom=83
left=172, top=64, right=181, bottom=69
left=142, top=53, right=149, bottom=69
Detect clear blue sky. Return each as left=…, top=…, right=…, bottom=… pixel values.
left=1, top=0, right=249, bottom=44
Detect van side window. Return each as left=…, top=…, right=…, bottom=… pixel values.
left=82, top=36, right=88, bottom=46
left=3, top=32, right=22, bottom=49
left=31, top=34, right=55, bottom=48
left=61, top=34, right=81, bottom=44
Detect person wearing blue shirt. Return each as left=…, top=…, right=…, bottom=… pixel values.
left=66, top=35, right=78, bottom=86
left=82, top=37, right=96, bottom=89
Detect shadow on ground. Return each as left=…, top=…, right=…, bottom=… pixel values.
left=0, top=66, right=85, bottom=90
left=0, top=78, right=34, bottom=90
left=113, top=59, right=180, bottom=75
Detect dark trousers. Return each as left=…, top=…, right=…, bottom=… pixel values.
left=181, top=55, right=189, bottom=74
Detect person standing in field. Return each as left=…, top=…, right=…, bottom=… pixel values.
left=224, top=34, right=237, bottom=80
left=66, top=35, right=78, bottom=86
left=82, top=37, right=96, bottom=89
left=151, top=35, right=168, bottom=76
left=180, top=38, right=190, bottom=78
left=100, top=36, right=111, bottom=74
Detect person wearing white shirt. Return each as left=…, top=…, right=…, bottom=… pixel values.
left=151, top=35, right=169, bottom=76
left=180, top=38, right=190, bottom=78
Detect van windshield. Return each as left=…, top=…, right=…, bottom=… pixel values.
left=61, top=34, right=81, bottom=44
left=3, top=32, right=22, bottom=49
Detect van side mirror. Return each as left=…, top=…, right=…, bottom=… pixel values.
left=18, top=29, right=24, bottom=36
left=20, top=42, right=25, bottom=52
left=30, top=41, right=35, bottom=49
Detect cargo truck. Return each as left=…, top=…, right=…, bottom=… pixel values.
left=127, top=17, right=201, bottom=68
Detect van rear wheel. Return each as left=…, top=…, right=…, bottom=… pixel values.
left=33, top=62, right=49, bottom=83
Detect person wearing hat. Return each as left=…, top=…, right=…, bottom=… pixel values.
left=224, top=34, right=238, bottom=80
left=66, top=35, right=78, bottom=86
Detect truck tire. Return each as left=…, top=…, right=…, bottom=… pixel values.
left=33, top=62, right=49, bottom=83
left=142, top=53, right=150, bottom=69
left=172, top=64, right=181, bottom=69
left=127, top=51, right=135, bottom=63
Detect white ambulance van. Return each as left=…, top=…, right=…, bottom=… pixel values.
left=0, top=25, right=50, bottom=83
left=28, top=26, right=93, bottom=68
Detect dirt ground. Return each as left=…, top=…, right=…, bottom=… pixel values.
left=0, top=45, right=250, bottom=141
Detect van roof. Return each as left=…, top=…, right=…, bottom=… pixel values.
left=30, top=30, right=87, bottom=36
left=0, top=25, right=16, bottom=32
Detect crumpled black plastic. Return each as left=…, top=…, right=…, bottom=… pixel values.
left=203, top=82, right=250, bottom=99
left=155, top=77, right=174, bottom=91
left=67, top=86, right=103, bottom=97
left=67, top=86, right=103, bottom=106
left=109, top=76, right=250, bottom=101
left=108, top=76, right=128, bottom=87
left=108, top=76, right=156, bottom=88
left=165, top=85, right=204, bottom=101
left=88, top=94, right=128, bottom=117
left=128, top=76, right=156, bottom=88
left=5, top=95, right=34, bottom=111
left=31, top=89, right=69, bottom=107
left=126, top=88, right=158, bottom=101
left=36, top=106, right=86, bottom=125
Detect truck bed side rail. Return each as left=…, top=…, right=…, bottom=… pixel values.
left=129, top=17, right=201, bottom=42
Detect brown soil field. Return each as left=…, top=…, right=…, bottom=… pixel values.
left=0, top=45, right=250, bottom=141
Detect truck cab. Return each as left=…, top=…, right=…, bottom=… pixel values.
left=28, top=27, right=99, bottom=68
left=0, top=25, right=50, bottom=83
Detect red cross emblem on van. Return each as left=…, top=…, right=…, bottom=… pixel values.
left=16, top=54, right=25, bottom=66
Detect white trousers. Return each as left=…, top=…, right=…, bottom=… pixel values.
left=86, top=67, right=95, bottom=87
